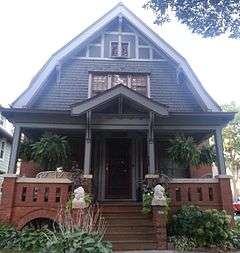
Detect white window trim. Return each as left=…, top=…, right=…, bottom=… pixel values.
left=0, top=141, right=6, bottom=161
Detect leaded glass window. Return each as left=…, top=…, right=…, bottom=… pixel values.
left=91, top=74, right=108, bottom=96
left=111, top=42, right=118, bottom=57
left=110, top=42, right=129, bottom=57
left=131, top=75, right=148, bottom=95
left=91, top=73, right=148, bottom=97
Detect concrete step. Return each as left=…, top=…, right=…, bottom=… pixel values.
left=105, top=232, right=156, bottom=241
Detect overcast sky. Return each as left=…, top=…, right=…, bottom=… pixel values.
left=0, top=0, right=239, bottom=108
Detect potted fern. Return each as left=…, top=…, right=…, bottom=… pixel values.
left=168, top=135, right=216, bottom=178
left=32, top=132, right=71, bottom=171
left=19, top=140, right=41, bottom=177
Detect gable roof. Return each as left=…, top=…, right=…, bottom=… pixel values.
left=71, top=84, right=169, bottom=116
left=12, top=2, right=220, bottom=112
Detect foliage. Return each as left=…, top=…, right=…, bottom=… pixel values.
left=19, top=139, right=33, bottom=161
left=168, top=135, right=216, bottom=167
left=199, top=145, right=216, bottom=166
left=0, top=206, right=112, bottom=253
left=42, top=229, right=112, bottom=253
left=144, top=0, right=240, bottom=38
left=170, top=236, right=197, bottom=251
left=84, top=193, right=93, bottom=206
left=0, top=225, right=50, bottom=252
left=32, top=132, right=70, bottom=171
left=222, top=102, right=240, bottom=199
left=142, top=190, right=154, bottom=214
left=169, top=205, right=239, bottom=249
left=168, top=135, right=200, bottom=166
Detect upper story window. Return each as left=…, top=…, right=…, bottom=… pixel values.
left=91, top=73, right=148, bottom=97
left=0, top=141, right=5, bottom=160
left=110, top=42, right=129, bottom=58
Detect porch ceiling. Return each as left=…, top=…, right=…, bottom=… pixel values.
left=70, top=84, right=169, bottom=116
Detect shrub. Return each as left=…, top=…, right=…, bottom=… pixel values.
left=169, top=205, right=236, bottom=249
left=170, top=236, right=197, bottom=251
left=142, top=191, right=154, bottom=214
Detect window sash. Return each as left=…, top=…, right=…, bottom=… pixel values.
left=110, top=42, right=129, bottom=57
left=91, top=73, right=148, bottom=96
left=0, top=141, right=5, bottom=159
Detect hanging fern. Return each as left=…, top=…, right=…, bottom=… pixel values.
left=168, top=135, right=200, bottom=167
left=32, top=133, right=71, bottom=171
left=199, top=145, right=216, bottom=166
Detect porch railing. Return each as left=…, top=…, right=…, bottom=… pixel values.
left=168, top=178, right=225, bottom=211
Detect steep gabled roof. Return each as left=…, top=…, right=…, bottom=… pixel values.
left=71, top=84, right=169, bottom=116
left=12, top=2, right=220, bottom=112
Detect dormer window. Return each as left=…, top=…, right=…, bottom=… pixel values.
left=110, top=42, right=129, bottom=58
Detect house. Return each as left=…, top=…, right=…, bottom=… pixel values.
left=0, top=3, right=235, bottom=250
left=0, top=112, right=12, bottom=173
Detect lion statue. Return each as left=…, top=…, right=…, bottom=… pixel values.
left=151, top=184, right=167, bottom=206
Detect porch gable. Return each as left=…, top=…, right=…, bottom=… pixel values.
left=71, top=84, right=169, bottom=116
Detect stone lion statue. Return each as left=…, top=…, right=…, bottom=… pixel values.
left=72, top=187, right=87, bottom=209
left=151, top=184, right=167, bottom=206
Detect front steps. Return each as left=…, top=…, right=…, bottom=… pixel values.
left=100, top=203, right=158, bottom=251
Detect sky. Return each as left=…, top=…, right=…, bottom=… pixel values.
left=0, top=0, right=239, bottom=108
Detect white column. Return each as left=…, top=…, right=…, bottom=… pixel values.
left=8, top=125, right=21, bottom=173
left=148, top=112, right=155, bottom=174
left=83, top=112, right=92, bottom=175
left=214, top=128, right=226, bottom=175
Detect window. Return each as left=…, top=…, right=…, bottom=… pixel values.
left=0, top=141, right=5, bottom=160
left=0, top=114, right=5, bottom=126
left=110, top=42, right=129, bottom=58
left=91, top=73, right=148, bottom=96
left=91, top=74, right=108, bottom=96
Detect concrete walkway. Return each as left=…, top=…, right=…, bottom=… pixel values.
left=115, top=251, right=240, bottom=253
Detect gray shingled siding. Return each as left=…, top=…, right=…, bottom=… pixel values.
left=33, top=58, right=202, bottom=112
left=0, top=138, right=11, bottom=173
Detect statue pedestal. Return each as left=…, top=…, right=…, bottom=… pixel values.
left=152, top=205, right=167, bottom=250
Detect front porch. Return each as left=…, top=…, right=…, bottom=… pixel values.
left=0, top=86, right=235, bottom=250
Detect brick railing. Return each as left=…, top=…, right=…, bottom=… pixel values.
left=168, top=176, right=233, bottom=213
left=0, top=175, right=73, bottom=228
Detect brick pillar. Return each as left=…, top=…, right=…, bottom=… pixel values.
left=0, top=174, right=18, bottom=223
left=152, top=206, right=167, bottom=250
left=81, top=175, right=93, bottom=194
left=216, top=175, right=233, bottom=214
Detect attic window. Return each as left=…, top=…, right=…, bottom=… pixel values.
left=110, top=42, right=129, bottom=58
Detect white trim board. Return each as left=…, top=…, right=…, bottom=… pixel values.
left=12, top=2, right=220, bottom=112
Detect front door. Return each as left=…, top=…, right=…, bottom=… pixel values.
left=105, top=138, right=132, bottom=199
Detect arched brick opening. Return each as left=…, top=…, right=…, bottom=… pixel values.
left=16, top=209, right=58, bottom=229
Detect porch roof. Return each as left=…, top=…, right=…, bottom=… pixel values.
left=70, top=84, right=169, bottom=116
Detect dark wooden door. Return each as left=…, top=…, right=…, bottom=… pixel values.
left=105, top=138, right=132, bottom=199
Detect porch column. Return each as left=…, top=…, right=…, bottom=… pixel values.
left=214, top=128, right=226, bottom=175
left=148, top=112, right=155, bottom=174
left=83, top=112, right=92, bottom=175
left=8, top=126, right=21, bottom=174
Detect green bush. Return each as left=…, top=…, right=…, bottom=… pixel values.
left=42, top=229, right=112, bottom=253
left=170, top=236, right=197, bottom=251
left=0, top=224, right=112, bottom=253
left=142, top=191, right=153, bottom=214
left=169, top=205, right=239, bottom=249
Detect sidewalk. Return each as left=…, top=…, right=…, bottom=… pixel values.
left=115, top=251, right=240, bottom=253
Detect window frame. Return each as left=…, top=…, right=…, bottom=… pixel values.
left=89, top=72, right=150, bottom=98
left=0, top=114, right=5, bottom=126
left=0, top=141, right=6, bottom=160
left=109, top=41, right=130, bottom=58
